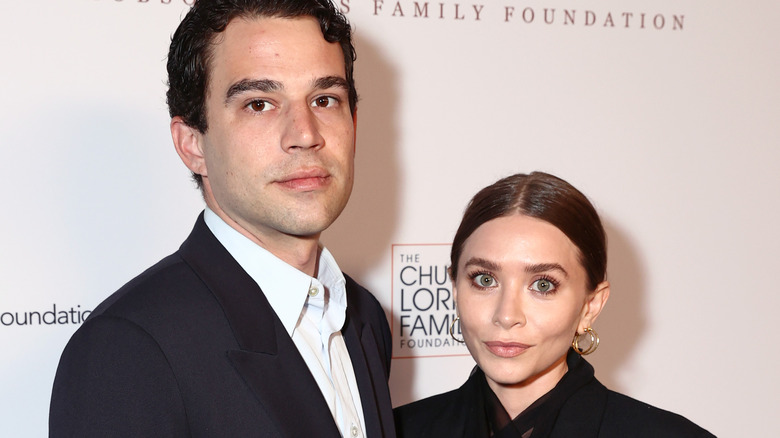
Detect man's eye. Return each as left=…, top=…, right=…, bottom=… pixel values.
left=473, top=274, right=496, bottom=288
left=312, top=96, right=337, bottom=108
left=530, top=278, right=556, bottom=294
left=247, top=100, right=275, bottom=112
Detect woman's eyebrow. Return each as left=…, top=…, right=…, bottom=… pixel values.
left=462, top=257, right=500, bottom=272
left=525, top=263, right=569, bottom=278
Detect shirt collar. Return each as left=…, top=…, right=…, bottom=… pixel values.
left=203, top=208, right=346, bottom=336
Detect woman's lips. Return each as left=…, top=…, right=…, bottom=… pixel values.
left=484, top=341, right=531, bottom=358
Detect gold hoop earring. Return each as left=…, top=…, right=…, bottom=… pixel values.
left=449, top=316, right=465, bottom=343
left=572, top=327, right=599, bottom=355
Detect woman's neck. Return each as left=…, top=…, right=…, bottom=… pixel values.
left=487, top=354, right=569, bottom=418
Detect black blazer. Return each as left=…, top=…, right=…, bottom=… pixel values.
left=50, top=214, right=395, bottom=437
left=395, top=364, right=715, bottom=438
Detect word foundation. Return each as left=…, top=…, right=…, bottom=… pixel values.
left=400, top=337, right=460, bottom=348
left=367, top=1, right=685, bottom=30
left=1, top=304, right=91, bottom=326
left=505, top=7, right=684, bottom=29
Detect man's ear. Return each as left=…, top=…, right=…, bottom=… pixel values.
left=578, top=281, right=610, bottom=332
left=351, top=110, right=358, bottom=156
left=171, top=117, right=207, bottom=177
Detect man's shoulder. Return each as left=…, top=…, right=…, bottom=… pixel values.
left=89, top=251, right=202, bottom=323
left=69, top=244, right=237, bottom=359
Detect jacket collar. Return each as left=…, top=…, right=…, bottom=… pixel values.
left=178, top=213, right=392, bottom=437
left=179, top=213, right=276, bottom=353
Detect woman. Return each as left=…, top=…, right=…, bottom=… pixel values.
left=394, top=172, right=715, bottom=438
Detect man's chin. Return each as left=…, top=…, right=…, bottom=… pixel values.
left=280, top=215, right=340, bottom=238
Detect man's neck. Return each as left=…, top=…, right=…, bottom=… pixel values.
left=205, top=202, right=321, bottom=277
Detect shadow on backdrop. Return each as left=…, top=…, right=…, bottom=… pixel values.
left=319, top=31, right=411, bottom=400
left=322, top=32, right=400, bottom=279
left=589, top=218, right=646, bottom=394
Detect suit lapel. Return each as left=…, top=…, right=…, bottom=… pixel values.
left=179, top=214, right=340, bottom=437
left=342, top=300, right=394, bottom=437
left=227, top=327, right=341, bottom=437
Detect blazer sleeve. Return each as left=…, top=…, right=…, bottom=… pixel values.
left=49, top=315, right=188, bottom=437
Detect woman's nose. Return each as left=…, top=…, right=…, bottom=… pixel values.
left=493, top=288, right=526, bottom=329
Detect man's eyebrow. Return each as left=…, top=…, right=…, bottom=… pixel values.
left=224, top=79, right=282, bottom=104
left=313, top=75, right=349, bottom=91
left=525, top=263, right=569, bottom=278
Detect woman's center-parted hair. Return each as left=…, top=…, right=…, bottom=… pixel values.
left=450, top=171, right=607, bottom=292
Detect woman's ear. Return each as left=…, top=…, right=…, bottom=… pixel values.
left=578, top=281, right=610, bottom=332
left=451, top=280, right=458, bottom=312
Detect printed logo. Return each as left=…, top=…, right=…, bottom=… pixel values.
left=0, top=304, right=91, bottom=327
left=349, top=1, right=685, bottom=31
left=391, top=244, right=468, bottom=358
left=96, top=0, right=686, bottom=32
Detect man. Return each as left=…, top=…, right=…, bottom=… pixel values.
left=49, top=1, right=395, bottom=436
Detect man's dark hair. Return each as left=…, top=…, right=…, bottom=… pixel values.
left=166, top=0, right=357, bottom=188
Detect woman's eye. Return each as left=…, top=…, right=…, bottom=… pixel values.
left=247, top=100, right=275, bottom=112
left=530, top=278, right=556, bottom=294
left=473, top=274, right=496, bottom=288
left=312, top=96, right=337, bottom=108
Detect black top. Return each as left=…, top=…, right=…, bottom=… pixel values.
left=395, top=351, right=716, bottom=438
left=484, top=351, right=599, bottom=437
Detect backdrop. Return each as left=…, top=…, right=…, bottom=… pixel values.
left=2, top=1, right=778, bottom=436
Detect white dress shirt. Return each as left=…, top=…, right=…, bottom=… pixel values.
left=204, top=208, right=366, bottom=438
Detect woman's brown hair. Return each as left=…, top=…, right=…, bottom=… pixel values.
left=450, top=171, right=607, bottom=291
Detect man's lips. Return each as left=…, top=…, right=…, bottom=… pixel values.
left=484, top=341, right=531, bottom=358
left=276, top=169, right=331, bottom=191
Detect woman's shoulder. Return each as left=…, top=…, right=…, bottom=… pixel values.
left=394, top=371, right=485, bottom=438
left=599, top=388, right=716, bottom=437
left=394, top=387, right=460, bottom=419
left=394, top=384, right=472, bottom=424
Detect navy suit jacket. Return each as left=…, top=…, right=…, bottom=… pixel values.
left=50, top=214, right=395, bottom=437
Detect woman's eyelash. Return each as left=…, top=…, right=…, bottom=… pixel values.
left=467, top=270, right=496, bottom=289
left=531, top=275, right=561, bottom=294
left=537, top=275, right=560, bottom=287
left=467, top=270, right=491, bottom=279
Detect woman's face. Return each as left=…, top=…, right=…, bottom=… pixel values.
left=454, top=214, right=608, bottom=399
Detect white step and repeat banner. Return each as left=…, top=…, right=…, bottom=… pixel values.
left=2, top=1, right=778, bottom=436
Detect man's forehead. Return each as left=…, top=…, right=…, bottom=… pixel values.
left=214, top=15, right=326, bottom=52
left=207, top=15, right=341, bottom=77
left=202, top=15, right=346, bottom=103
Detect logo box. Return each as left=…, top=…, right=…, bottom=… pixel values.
left=391, top=244, right=469, bottom=358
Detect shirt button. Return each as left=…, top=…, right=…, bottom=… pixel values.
left=308, top=286, right=319, bottom=297
left=350, top=425, right=359, bottom=437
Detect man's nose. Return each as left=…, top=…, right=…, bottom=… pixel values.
left=281, top=103, right=324, bottom=152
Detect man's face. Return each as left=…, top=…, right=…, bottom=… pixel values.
left=194, top=16, right=356, bottom=243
